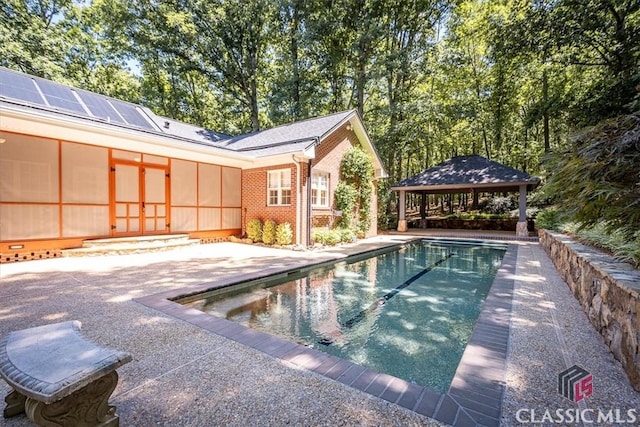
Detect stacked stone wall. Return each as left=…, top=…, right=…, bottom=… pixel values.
left=539, top=230, right=640, bottom=390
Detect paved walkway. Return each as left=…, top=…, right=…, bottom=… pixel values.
left=1, top=236, right=638, bottom=426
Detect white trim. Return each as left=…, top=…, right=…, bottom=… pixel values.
left=311, top=171, right=329, bottom=208
left=0, top=104, right=252, bottom=168
left=267, top=169, right=292, bottom=206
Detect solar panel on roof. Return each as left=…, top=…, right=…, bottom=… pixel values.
left=110, top=100, right=155, bottom=129
left=76, top=91, right=126, bottom=124
left=0, top=69, right=45, bottom=104
left=37, top=79, right=87, bottom=114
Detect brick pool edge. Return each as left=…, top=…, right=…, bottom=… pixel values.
left=135, top=240, right=518, bottom=427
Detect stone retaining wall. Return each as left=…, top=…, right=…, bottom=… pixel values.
left=539, top=230, right=640, bottom=390
left=408, top=218, right=535, bottom=231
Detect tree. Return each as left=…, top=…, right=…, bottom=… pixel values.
left=545, top=112, right=640, bottom=238
left=124, top=0, right=274, bottom=132
left=0, top=0, right=72, bottom=79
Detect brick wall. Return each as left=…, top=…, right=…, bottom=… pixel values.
left=242, top=163, right=299, bottom=242
left=313, top=125, right=378, bottom=237
left=241, top=125, right=379, bottom=245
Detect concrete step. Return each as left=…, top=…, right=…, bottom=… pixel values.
left=62, top=234, right=200, bottom=257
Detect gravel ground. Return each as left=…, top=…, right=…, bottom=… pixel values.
left=501, top=242, right=640, bottom=426
left=0, top=238, right=444, bottom=427
left=1, top=237, right=638, bottom=426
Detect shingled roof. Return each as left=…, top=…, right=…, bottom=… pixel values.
left=391, top=155, right=539, bottom=193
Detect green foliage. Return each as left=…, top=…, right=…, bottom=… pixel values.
left=340, top=147, right=374, bottom=183
left=275, top=222, right=293, bottom=245
left=569, top=224, right=640, bottom=268
left=534, top=208, right=565, bottom=231
left=3, top=0, right=639, bottom=249
left=447, top=213, right=507, bottom=220
left=262, top=219, right=277, bottom=245
left=334, top=181, right=358, bottom=228
left=246, top=219, right=263, bottom=242
left=312, top=229, right=341, bottom=246
left=544, top=112, right=640, bottom=239
left=482, top=196, right=515, bottom=215
left=339, top=228, right=355, bottom=243
left=337, top=147, right=374, bottom=234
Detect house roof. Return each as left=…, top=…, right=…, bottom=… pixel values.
left=151, top=110, right=355, bottom=158
left=149, top=116, right=233, bottom=146
left=0, top=67, right=385, bottom=174
left=391, top=155, right=540, bottom=193
left=214, top=110, right=354, bottom=152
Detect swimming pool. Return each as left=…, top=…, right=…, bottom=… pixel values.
left=182, top=238, right=507, bottom=393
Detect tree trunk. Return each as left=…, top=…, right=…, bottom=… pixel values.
left=543, top=68, right=550, bottom=153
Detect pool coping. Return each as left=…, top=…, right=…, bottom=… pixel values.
left=135, top=239, right=516, bottom=427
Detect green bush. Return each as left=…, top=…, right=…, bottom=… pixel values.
left=334, top=181, right=358, bottom=228
left=246, top=219, right=263, bottom=242
left=446, top=213, right=506, bottom=220
left=535, top=208, right=564, bottom=231
left=339, top=228, right=355, bottom=243
left=572, top=224, right=640, bottom=268
left=484, top=196, right=515, bottom=214
left=276, top=222, right=293, bottom=245
left=313, top=229, right=341, bottom=246
left=262, top=220, right=277, bottom=245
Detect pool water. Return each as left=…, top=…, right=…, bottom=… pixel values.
left=184, top=239, right=507, bottom=392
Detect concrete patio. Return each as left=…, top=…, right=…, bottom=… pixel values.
left=1, top=235, right=638, bottom=426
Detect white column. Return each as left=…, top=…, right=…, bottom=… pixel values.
left=397, top=190, right=407, bottom=232
left=516, top=184, right=528, bottom=237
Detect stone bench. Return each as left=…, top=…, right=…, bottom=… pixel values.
left=0, top=320, right=132, bottom=426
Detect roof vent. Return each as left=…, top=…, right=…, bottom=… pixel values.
left=164, top=121, right=170, bottom=129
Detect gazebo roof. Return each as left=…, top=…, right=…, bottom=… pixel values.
left=390, top=155, right=540, bottom=193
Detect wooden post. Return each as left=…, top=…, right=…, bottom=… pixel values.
left=516, top=184, right=528, bottom=236
left=397, top=190, right=407, bottom=231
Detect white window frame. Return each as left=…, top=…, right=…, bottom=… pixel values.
left=267, top=169, right=292, bottom=206
left=311, top=171, right=329, bottom=208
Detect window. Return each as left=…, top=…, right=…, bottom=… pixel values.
left=267, top=169, right=291, bottom=205
left=311, top=172, right=329, bottom=208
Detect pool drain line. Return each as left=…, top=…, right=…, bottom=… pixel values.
left=318, top=252, right=456, bottom=346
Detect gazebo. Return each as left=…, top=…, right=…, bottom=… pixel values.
left=390, top=155, right=540, bottom=237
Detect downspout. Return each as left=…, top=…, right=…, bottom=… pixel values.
left=292, top=155, right=301, bottom=245
left=307, top=158, right=312, bottom=247
left=305, top=137, right=320, bottom=247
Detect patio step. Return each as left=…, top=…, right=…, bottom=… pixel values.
left=62, top=234, right=200, bottom=257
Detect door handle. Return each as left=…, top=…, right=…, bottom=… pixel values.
left=142, top=201, right=145, bottom=211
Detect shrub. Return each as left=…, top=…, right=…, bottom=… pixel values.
left=447, top=213, right=507, bottom=220
left=545, top=112, right=640, bottom=240
left=535, top=208, right=564, bottom=231
left=572, top=224, right=640, bottom=268
left=276, top=222, right=293, bottom=245
left=313, top=229, right=341, bottom=246
left=339, top=228, right=355, bottom=243
left=246, top=219, right=263, bottom=242
left=334, top=181, right=358, bottom=228
left=262, top=220, right=277, bottom=245
left=484, top=196, right=515, bottom=214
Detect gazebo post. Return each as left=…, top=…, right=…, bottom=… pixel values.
left=516, top=184, right=528, bottom=237
left=397, top=190, right=407, bottom=232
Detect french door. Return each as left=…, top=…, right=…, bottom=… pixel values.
left=111, top=162, right=169, bottom=236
